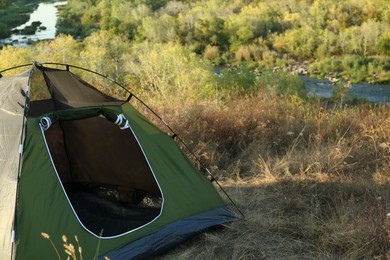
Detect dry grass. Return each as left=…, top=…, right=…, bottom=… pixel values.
left=149, top=92, right=390, bottom=259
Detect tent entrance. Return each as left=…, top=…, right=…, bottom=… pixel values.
left=41, top=111, right=163, bottom=237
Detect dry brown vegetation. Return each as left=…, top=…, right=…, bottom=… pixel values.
left=149, top=92, right=390, bottom=259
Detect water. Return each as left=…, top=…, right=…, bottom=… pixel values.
left=0, top=1, right=67, bottom=46
left=302, top=77, right=390, bottom=104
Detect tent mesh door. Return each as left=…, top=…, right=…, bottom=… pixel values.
left=43, top=116, right=163, bottom=237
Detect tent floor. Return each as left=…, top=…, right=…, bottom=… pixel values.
left=66, top=186, right=161, bottom=237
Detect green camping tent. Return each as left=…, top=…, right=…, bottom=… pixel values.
left=0, top=63, right=237, bottom=259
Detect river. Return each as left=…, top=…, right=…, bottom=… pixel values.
left=0, top=1, right=67, bottom=46
left=303, top=77, right=390, bottom=104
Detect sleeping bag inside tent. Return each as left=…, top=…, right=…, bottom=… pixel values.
left=0, top=63, right=237, bottom=260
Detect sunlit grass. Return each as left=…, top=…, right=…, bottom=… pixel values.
left=150, top=87, right=390, bottom=259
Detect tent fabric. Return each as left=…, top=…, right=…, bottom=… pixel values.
left=0, top=71, right=30, bottom=260
left=28, top=65, right=124, bottom=116
left=0, top=64, right=237, bottom=260
left=38, top=65, right=123, bottom=109
left=103, top=206, right=234, bottom=259
left=15, top=103, right=236, bottom=259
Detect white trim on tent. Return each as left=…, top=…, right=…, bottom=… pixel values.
left=39, top=113, right=165, bottom=240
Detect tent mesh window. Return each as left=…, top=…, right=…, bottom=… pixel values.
left=43, top=115, right=163, bottom=237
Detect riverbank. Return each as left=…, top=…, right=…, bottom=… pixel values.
left=0, top=1, right=48, bottom=36
left=268, top=58, right=390, bottom=85
left=302, top=76, right=390, bottom=104
left=215, top=64, right=390, bottom=105
left=0, top=0, right=65, bottom=43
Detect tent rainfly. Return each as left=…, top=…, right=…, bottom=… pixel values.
left=0, top=63, right=238, bottom=259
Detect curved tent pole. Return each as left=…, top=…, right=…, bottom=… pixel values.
left=1, top=62, right=245, bottom=220
left=0, top=63, right=32, bottom=78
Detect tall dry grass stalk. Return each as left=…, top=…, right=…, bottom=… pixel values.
left=41, top=233, right=110, bottom=260
left=149, top=91, right=390, bottom=259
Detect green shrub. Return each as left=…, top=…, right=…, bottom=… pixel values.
left=216, top=65, right=257, bottom=94
left=203, top=45, right=222, bottom=65
left=331, top=82, right=356, bottom=105
left=256, top=71, right=307, bottom=99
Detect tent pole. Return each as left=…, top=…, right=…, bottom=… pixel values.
left=0, top=64, right=32, bottom=75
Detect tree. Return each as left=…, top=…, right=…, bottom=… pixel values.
left=377, top=32, right=390, bottom=56
left=360, top=20, right=385, bottom=56
left=80, top=30, right=131, bottom=84
left=138, top=14, right=177, bottom=42
left=308, top=0, right=329, bottom=29
left=194, top=16, right=227, bottom=51
left=123, top=42, right=214, bottom=103
left=47, top=35, right=80, bottom=64
left=316, top=29, right=339, bottom=58
left=273, top=26, right=320, bottom=60
left=56, top=11, right=84, bottom=37
left=0, top=46, right=33, bottom=70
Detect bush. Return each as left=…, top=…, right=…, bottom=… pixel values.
left=310, top=58, right=343, bottom=75
left=123, top=42, right=215, bottom=103
left=234, top=45, right=251, bottom=62
left=330, top=82, right=356, bottom=105
left=310, top=56, right=390, bottom=83
left=215, top=65, right=258, bottom=95
left=377, top=32, right=390, bottom=56
left=203, top=45, right=222, bottom=65
left=256, top=71, right=307, bottom=99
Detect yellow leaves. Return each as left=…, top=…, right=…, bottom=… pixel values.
left=272, top=34, right=288, bottom=52
left=0, top=46, right=32, bottom=72
left=46, top=35, right=79, bottom=63
left=203, top=45, right=220, bottom=62
left=124, top=42, right=214, bottom=103
left=239, top=5, right=263, bottom=18
left=235, top=45, right=251, bottom=62
left=283, top=12, right=301, bottom=24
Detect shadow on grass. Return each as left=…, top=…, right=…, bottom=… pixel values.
left=157, top=178, right=390, bottom=260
